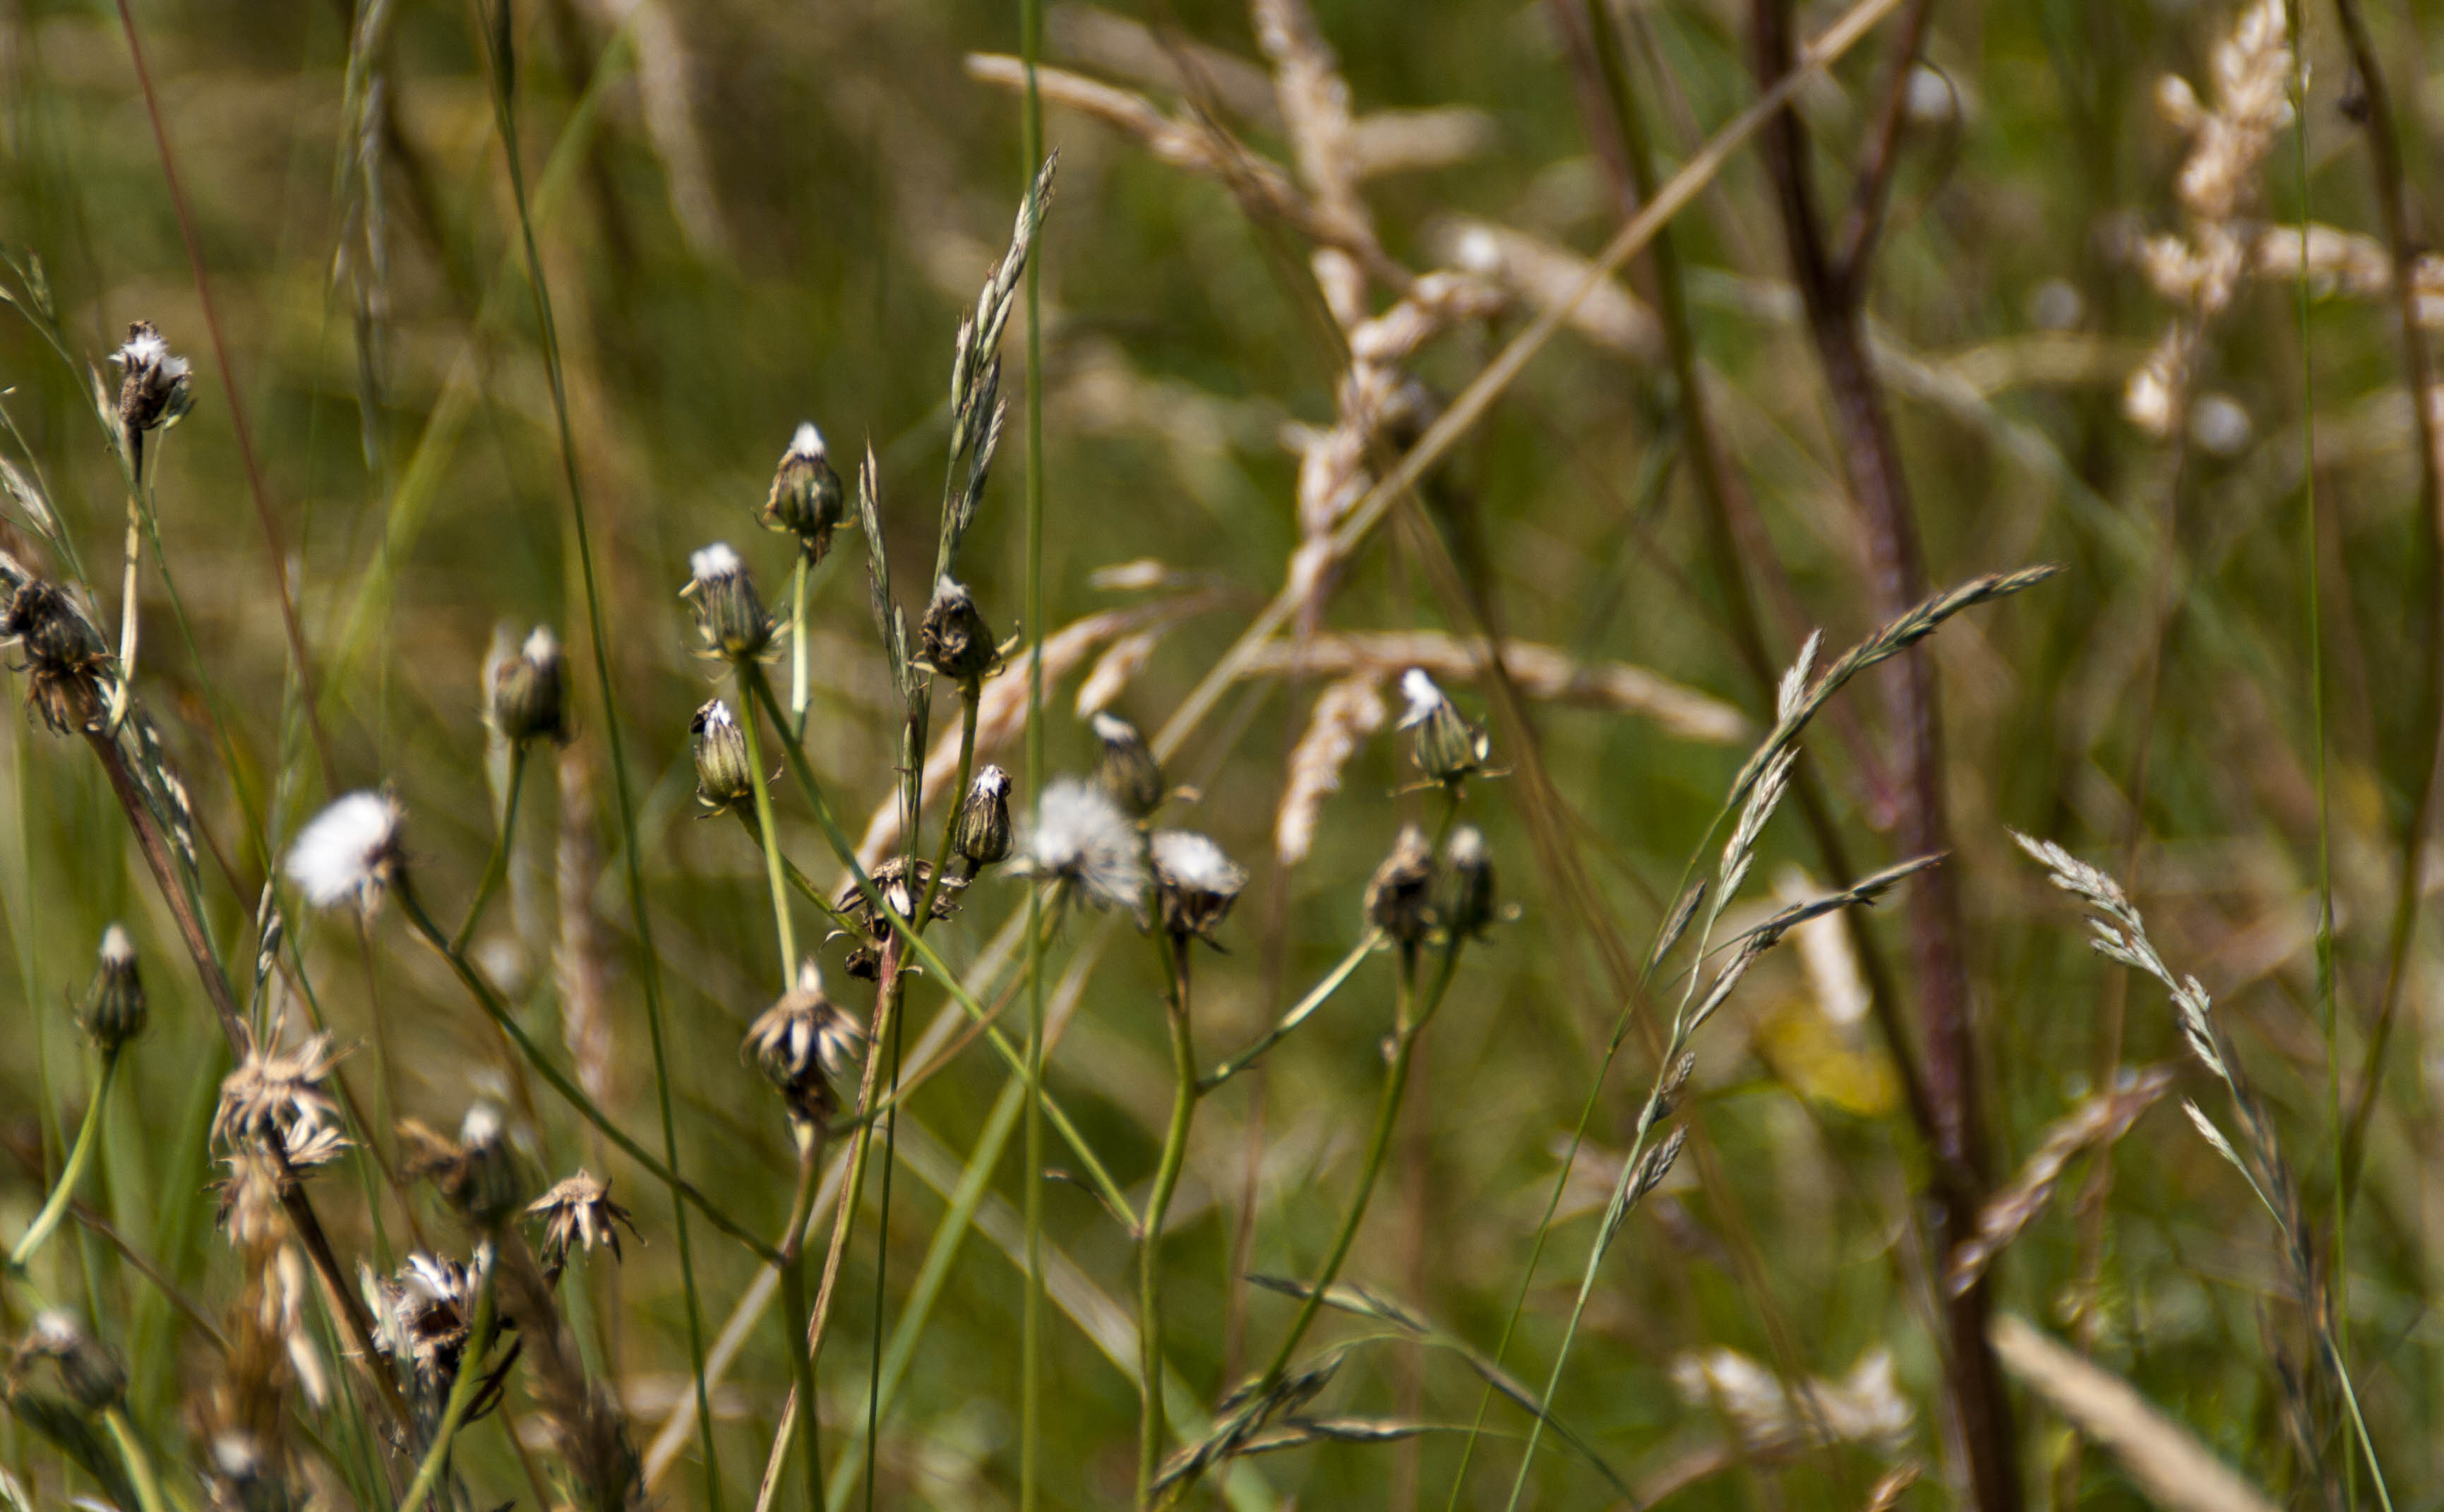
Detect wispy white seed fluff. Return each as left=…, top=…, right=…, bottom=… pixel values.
left=522, top=624, right=561, bottom=667
left=787, top=421, right=827, bottom=462
left=112, top=328, right=186, bottom=379
left=689, top=542, right=744, bottom=583
left=1023, top=776, right=1146, bottom=913
left=284, top=791, right=405, bottom=911
left=1398, top=668, right=1447, bottom=728
left=99, top=922, right=135, bottom=966
left=1149, top=829, right=1244, bottom=896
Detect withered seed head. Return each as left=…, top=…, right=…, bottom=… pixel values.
left=1399, top=669, right=1490, bottom=786
left=112, top=320, right=194, bottom=446
left=525, top=1170, right=637, bottom=1272
left=2, top=577, right=107, bottom=735
left=744, top=959, right=868, bottom=1123
left=404, top=1105, right=528, bottom=1228
left=1149, top=830, right=1248, bottom=944
left=918, top=577, right=999, bottom=683
left=1363, top=824, right=1437, bottom=947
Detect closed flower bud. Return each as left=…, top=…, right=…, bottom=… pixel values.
left=1149, top=830, right=1248, bottom=944
left=405, top=1105, right=527, bottom=1228
left=1398, top=669, right=1490, bottom=785
left=919, top=577, right=998, bottom=683
left=17, top=1312, right=126, bottom=1412
left=1434, top=824, right=1497, bottom=940
left=954, top=764, right=1014, bottom=872
left=761, top=422, right=846, bottom=563
left=484, top=624, right=569, bottom=747
left=1091, top=712, right=1165, bottom=818
left=683, top=543, right=774, bottom=661
left=1363, top=824, right=1437, bottom=947
left=691, top=699, right=755, bottom=812
left=78, top=924, right=145, bottom=1055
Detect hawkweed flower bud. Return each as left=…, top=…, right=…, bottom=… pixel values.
left=525, top=1170, right=637, bottom=1273
left=112, top=320, right=194, bottom=453
left=405, top=1105, right=527, bottom=1228
left=1434, top=824, right=1497, bottom=940
left=761, top=422, right=846, bottom=563
left=919, top=577, right=999, bottom=683
left=682, top=543, right=774, bottom=661
left=16, top=1312, right=126, bottom=1411
left=2, top=577, right=108, bottom=735
left=954, top=764, right=1014, bottom=872
left=78, top=923, right=145, bottom=1055
left=1363, top=824, right=1437, bottom=947
left=283, top=791, right=405, bottom=915
left=691, top=699, right=755, bottom=812
left=1149, top=830, right=1247, bottom=944
left=745, top=959, right=867, bottom=1122
left=1398, top=669, right=1490, bottom=785
left=485, top=624, right=569, bottom=747
left=1091, top=711, right=1165, bottom=818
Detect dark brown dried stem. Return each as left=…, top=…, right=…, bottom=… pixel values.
left=1748, top=0, right=2019, bottom=1504
left=2328, top=0, right=2444, bottom=1210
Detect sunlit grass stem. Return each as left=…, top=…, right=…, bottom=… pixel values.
left=7, top=1050, right=119, bottom=1273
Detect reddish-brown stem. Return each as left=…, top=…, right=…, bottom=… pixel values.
left=1748, top=0, right=2019, bottom=1504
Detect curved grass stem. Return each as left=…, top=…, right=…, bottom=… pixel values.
left=8, top=1050, right=119, bottom=1273
left=451, top=742, right=529, bottom=956
left=100, top=1404, right=167, bottom=1512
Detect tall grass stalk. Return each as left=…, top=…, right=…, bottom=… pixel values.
left=1019, top=0, right=1051, bottom=1498
left=1138, top=932, right=1197, bottom=1504
left=470, top=7, right=722, bottom=1501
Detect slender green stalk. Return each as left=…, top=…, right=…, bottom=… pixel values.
left=777, top=1129, right=827, bottom=1512
left=451, top=742, right=530, bottom=954
left=790, top=555, right=813, bottom=740
left=736, top=668, right=800, bottom=975
left=394, top=1256, right=499, bottom=1512
left=915, top=692, right=981, bottom=930
left=1138, top=932, right=1199, bottom=1504
left=396, top=881, right=780, bottom=1264
left=100, top=1405, right=167, bottom=1512
left=473, top=8, right=722, bottom=1496
left=1201, top=931, right=1382, bottom=1092
left=8, top=1051, right=119, bottom=1273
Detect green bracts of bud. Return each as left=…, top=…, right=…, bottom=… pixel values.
left=691, top=699, right=755, bottom=812
left=955, top=764, right=1014, bottom=871
left=78, top=924, right=145, bottom=1055
left=1434, top=824, right=1498, bottom=940
left=920, top=577, right=999, bottom=683
left=762, top=423, right=846, bottom=563
left=683, top=543, right=774, bottom=661
left=1091, top=712, right=1165, bottom=819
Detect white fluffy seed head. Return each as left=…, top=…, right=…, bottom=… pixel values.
left=1150, top=830, right=1244, bottom=895
left=114, top=329, right=169, bottom=369
left=690, top=542, right=744, bottom=582
left=284, top=791, right=405, bottom=911
left=1024, top=777, right=1146, bottom=913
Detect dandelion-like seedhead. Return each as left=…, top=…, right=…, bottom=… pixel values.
left=1149, top=829, right=1248, bottom=944
left=526, top=1171, right=637, bottom=1272
left=284, top=791, right=405, bottom=914
left=683, top=541, right=774, bottom=661
left=1091, top=711, right=1166, bottom=819
left=744, top=959, right=868, bottom=1122
left=212, top=1031, right=347, bottom=1152
left=1021, top=776, right=1148, bottom=915
left=369, top=1249, right=491, bottom=1394
left=762, top=421, right=846, bottom=562
left=111, top=320, right=194, bottom=446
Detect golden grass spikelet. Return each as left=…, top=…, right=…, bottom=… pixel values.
left=1274, top=673, right=1386, bottom=867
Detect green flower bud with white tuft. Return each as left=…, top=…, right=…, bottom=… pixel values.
left=1398, top=669, right=1490, bottom=785
left=1091, top=711, right=1165, bottom=819
left=691, top=699, right=755, bottom=812
left=761, top=422, right=846, bottom=563
left=683, top=543, right=774, bottom=661
left=485, top=624, right=569, bottom=748
left=78, top=924, right=145, bottom=1055
left=1434, top=824, right=1498, bottom=940
left=954, top=764, right=1014, bottom=872
left=17, top=1312, right=126, bottom=1412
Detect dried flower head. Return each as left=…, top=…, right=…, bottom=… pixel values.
left=919, top=577, right=1000, bottom=683
left=954, top=764, right=1014, bottom=873
left=11, top=1312, right=125, bottom=1412
left=690, top=698, right=755, bottom=812
left=370, top=1251, right=486, bottom=1393
left=283, top=791, right=405, bottom=913
left=1362, top=823, right=1437, bottom=947
left=1149, top=829, right=1248, bottom=944
left=1091, top=711, right=1166, bottom=818
left=1434, top=824, right=1498, bottom=940
left=1, top=577, right=109, bottom=735
left=525, top=1171, right=637, bottom=1272
left=402, top=1105, right=528, bottom=1227
left=1670, top=1346, right=1913, bottom=1458
left=682, top=542, right=774, bottom=661
left=485, top=624, right=569, bottom=747
left=112, top=320, right=194, bottom=455
left=1021, top=776, right=1149, bottom=915
left=761, top=422, right=846, bottom=562
left=1399, top=668, right=1489, bottom=784
left=77, top=923, right=145, bottom=1055
left=744, top=959, right=868, bottom=1122
left=212, top=1031, right=346, bottom=1151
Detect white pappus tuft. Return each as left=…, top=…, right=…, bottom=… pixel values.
left=787, top=421, right=827, bottom=462
left=284, top=791, right=405, bottom=912
left=1397, top=668, right=1447, bottom=728
left=1022, top=776, right=1146, bottom=913
left=689, top=542, right=744, bottom=583
left=1149, top=830, right=1241, bottom=895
